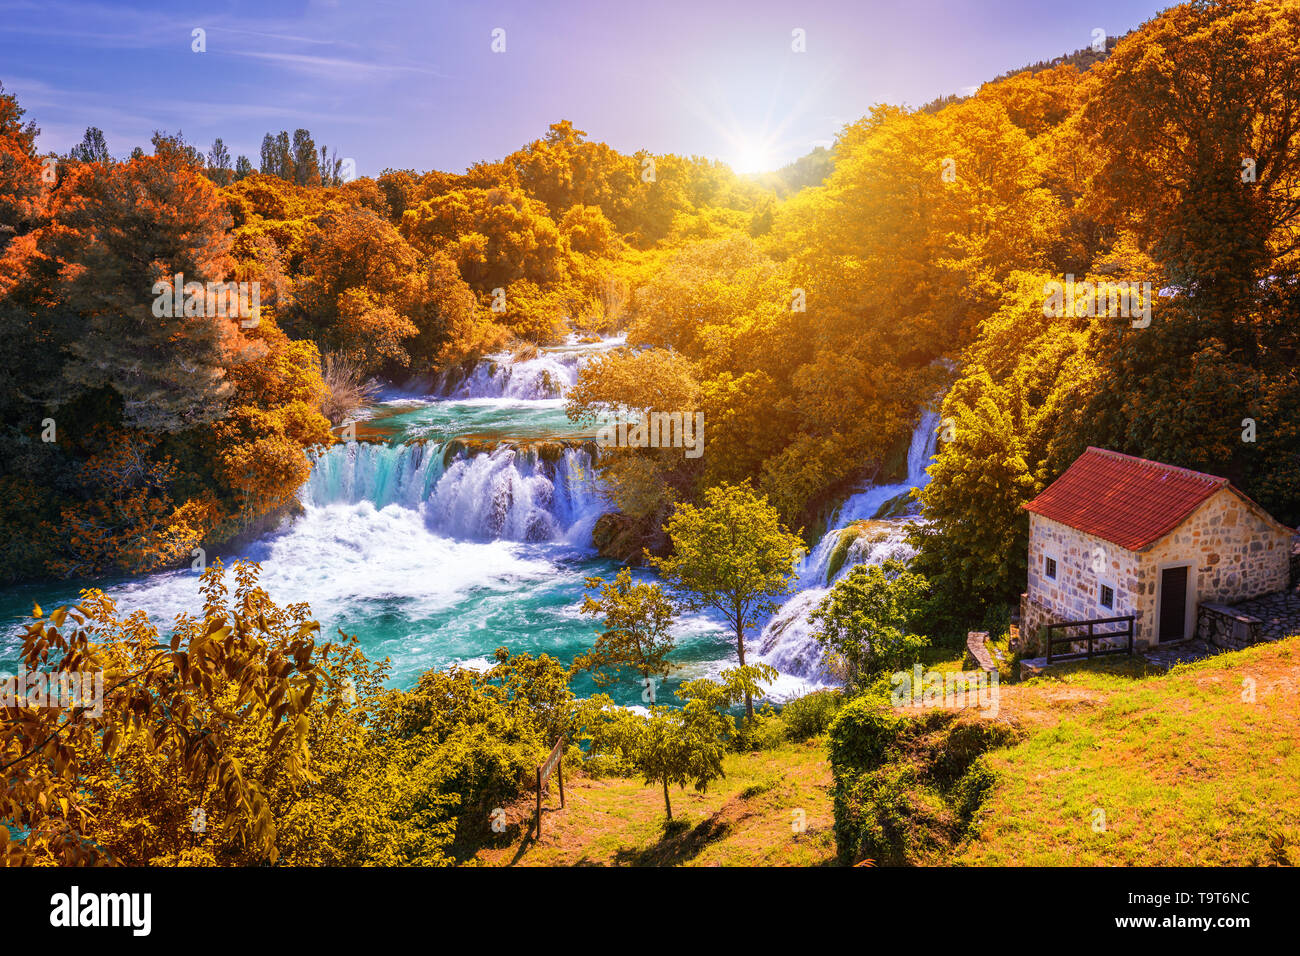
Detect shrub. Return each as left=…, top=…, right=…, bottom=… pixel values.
left=827, top=695, right=906, bottom=779
left=834, top=762, right=952, bottom=866
left=320, top=351, right=380, bottom=425
left=828, top=705, right=1018, bottom=866
left=780, top=688, right=845, bottom=740
left=950, top=756, right=997, bottom=826
left=730, top=703, right=787, bottom=751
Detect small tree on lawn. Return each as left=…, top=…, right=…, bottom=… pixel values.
left=811, top=558, right=930, bottom=691
left=632, top=702, right=727, bottom=822
left=581, top=665, right=775, bottom=822
left=573, top=567, right=676, bottom=699
left=652, top=483, right=804, bottom=720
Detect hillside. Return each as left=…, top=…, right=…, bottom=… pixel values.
left=477, top=638, right=1300, bottom=867
left=958, top=638, right=1300, bottom=866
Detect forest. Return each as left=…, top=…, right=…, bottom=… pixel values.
left=1, top=0, right=1298, bottom=866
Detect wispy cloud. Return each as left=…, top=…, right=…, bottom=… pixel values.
left=225, top=50, right=450, bottom=80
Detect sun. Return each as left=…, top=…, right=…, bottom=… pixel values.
left=730, top=140, right=775, bottom=175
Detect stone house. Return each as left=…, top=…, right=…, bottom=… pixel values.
left=1019, top=448, right=1293, bottom=652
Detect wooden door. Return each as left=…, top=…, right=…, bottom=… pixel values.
left=1159, top=566, right=1189, bottom=642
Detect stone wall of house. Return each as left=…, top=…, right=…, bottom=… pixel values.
left=1141, top=489, right=1290, bottom=607
left=1017, top=592, right=1061, bottom=655
left=1025, top=513, right=1145, bottom=647
left=1025, top=489, right=1291, bottom=651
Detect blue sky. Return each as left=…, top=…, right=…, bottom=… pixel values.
left=1, top=0, right=1172, bottom=175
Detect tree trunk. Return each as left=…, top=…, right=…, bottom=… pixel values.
left=736, top=628, right=753, bottom=722
left=663, top=776, right=672, bottom=820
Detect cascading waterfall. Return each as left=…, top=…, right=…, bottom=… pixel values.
left=304, top=441, right=445, bottom=510
left=428, top=446, right=601, bottom=542
left=0, top=332, right=718, bottom=701
left=434, top=334, right=627, bottom=400
left=828, top=407, right=942, bottom=526
left=304, top=440, right=603, bottom=543
left=755, top=408, right=943, bottom=686
left=0, top=328, right=940, bottom=706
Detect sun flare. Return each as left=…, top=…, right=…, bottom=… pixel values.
left=731, top=141, right=775, bottom=174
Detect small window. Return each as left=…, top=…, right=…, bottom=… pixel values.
left=1045, top=556, right=1058, bottom=580
left=1100, top=584, right=1115, bottom=609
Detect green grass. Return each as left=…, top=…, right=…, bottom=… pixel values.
left=957, top=637, right=1300, bottom=865
left=475, top=738, right=838, bottom=866
left=480, top=639, right=1300, bottom=867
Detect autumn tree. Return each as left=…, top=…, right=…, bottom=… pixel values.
left=509, top=120, right=636, bottom=223
left=0, top=560, right=332, bottom=865
left=50, top=149, right=259, bottom=432
left=1052, top=0, right=1300, bottom=522
left=0, top=81, right=44, bottom=254
left=1083, top=0, right=1300, bottom=327
left=399, top=184, right=565, bottom=293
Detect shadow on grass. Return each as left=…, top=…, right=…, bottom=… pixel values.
left=612, top=814, right=733, bottom=866
left=1025, top=655, right=1164, bottom=683
left=500, top=805, right=561, bottom=866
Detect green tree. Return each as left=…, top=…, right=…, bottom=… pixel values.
left=580, top=664, right=776, bottom=821
left=631, top=703, right=725, bottom=821
left=206, top=137, right=232, bottom=185
left=811, top=559, right=931, bottom=691
left=573, top=567, right=677, bottom=693
left=69, top=126, right=110, bottom=164
left=908, top=372, right=1039, bottom=618
left=291, top=129, right=320, bottom=187
left=652, top=483, right=803, bottom=719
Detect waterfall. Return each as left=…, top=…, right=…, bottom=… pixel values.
left=428, top=445, right=601, bottom=542
left=830, top=407, right=942, bottom=525
left=303, top=440, right=603, bottom=544
left=755, top=408, right=942, bottom=687
left=435, top=334, right=626, bottom=400
left=303, top=441, right=445, bottom=510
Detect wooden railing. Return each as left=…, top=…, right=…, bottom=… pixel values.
left=1044, top=615, right=1135, bottom=664
left=535, top=735, right=565, bottom=839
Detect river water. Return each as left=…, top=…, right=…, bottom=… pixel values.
left=0, top=336, right=940, bottom=706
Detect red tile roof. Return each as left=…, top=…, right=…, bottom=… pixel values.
left=1024, top=448, right=1288, bottom=551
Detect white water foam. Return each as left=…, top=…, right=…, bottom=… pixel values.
left=754, top=408, right=942, bottom=685
left=435, top=334, right=626, bottom=400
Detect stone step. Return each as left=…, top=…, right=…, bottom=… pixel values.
left=966, top=631, right=996, bottom=672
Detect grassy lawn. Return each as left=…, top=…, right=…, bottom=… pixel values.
left=957, top=637, right=1300, bottom=865
left=474, top=738, right=838, bottom=866
left=478, top=638, right=1300, bottom=867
